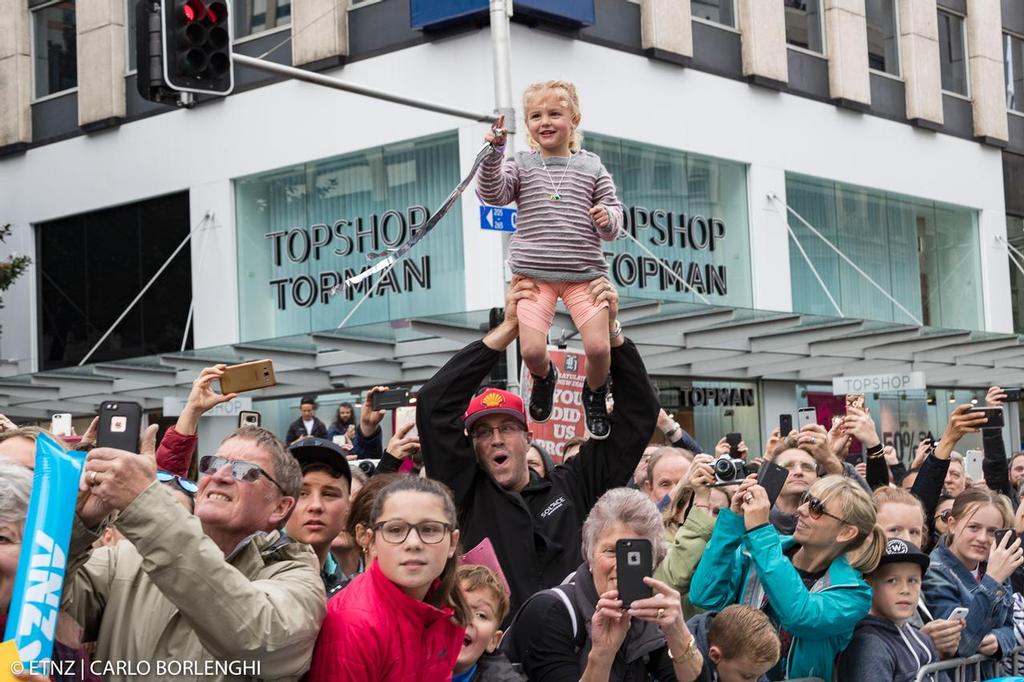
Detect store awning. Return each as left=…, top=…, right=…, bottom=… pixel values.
left=3, top=303, right=1024, bottom=418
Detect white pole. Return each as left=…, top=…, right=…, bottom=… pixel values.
left=490, top=0, right=521, bottom=392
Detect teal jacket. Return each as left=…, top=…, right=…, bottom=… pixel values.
left=689, top=509, right=871, bottom=680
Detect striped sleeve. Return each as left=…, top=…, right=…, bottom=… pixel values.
left=475, top=148, right=520, bottom=206
left=592, top=162, right=623, bottom=241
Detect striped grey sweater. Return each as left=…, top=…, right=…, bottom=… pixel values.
left=475, top=148, right=624, bottom=281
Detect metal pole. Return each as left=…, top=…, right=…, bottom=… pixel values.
left=490, top=0, right=521, bottom=392
left=232, top=54, right=499, bottom=124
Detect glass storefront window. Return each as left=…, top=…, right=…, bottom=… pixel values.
left=235, top=0, right=292, bottom=40
left=786, top=174, right=983, bottom=331
left=655, top=378, right=762, bottom=458
left=865, top=0, right=899, bottom=76
left=785, top=0, right=824, bottom=54
left=235, top=132, right=466, bottom=341
left=1006, top=33, right=1024, bottom=114
left=938, top=10, right=968, bottom=96
left=585, top=134, right=753, bottom=308
left=1009, top=216, right=1024, bottom=334
left=691, top=0, right=735, bottom=27
left=32, top=1, right=77, bottom=98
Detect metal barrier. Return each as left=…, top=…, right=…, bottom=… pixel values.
left=913, top=654, right=987, bottom=682
left=782, top=678, right=825, bottom=682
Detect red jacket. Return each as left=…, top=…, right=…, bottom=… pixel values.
left=156, top=426, right=197, bottom=478
left=307, top=561, right=464, bottom=682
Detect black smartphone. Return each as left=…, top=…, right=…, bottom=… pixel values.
left=779, top=414, right=793, bottom=435
left=238, top=410, right=261, bottom=428
left=615, top=538, right=653, bottom=608
left=757, top=460, right=790, bottom=508
left=726, top=432, right=742, bottom=457
left=97, top=401, right=142, bottom=451
left=371, top=388, right=413, bottom=410
left=995, top=528, right=1019, bottom=547
left=970, top=406, right=1005, bottom=429
left=1004, top=388, right=1021, bottom=403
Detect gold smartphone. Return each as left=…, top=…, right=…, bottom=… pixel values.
left=845, top=393, right=865, bottom=413
left=219, top=359, right=276, bottom=394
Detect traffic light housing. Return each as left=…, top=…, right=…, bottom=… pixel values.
left=162, top=0, right=233, bottom=95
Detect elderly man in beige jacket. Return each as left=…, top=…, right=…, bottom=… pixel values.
left=62, top=424, right=325, bottom=681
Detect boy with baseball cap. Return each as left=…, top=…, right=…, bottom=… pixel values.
left=286, top=437, right=353, bottom=597
left=838, top=538, right=943, bottom=681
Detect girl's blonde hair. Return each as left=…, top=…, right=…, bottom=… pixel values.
left=944, top=488, right=1015, bottom=546
left=811, top=476, right=887, bottom=574
left=522, top=80, right=583, bottom=153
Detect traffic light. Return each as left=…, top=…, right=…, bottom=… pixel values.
left=161, top=0, right=233, bottom=95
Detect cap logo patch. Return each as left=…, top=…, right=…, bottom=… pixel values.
left=887, top=539, right=909, bottom=554
left=481, top=392, right=505, bottom=408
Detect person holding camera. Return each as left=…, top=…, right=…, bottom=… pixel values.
left=501, top=488, right=704, bottom=682
left=690, top=475, right=884, bottom=680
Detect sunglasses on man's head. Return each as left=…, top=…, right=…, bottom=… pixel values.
left=198, top=455, right=287, bottom=496
left=157, top=470, right=198, bottom=495
left=799, top=492, right=848, bottom=524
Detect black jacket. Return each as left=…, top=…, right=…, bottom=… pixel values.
left=982, top=427, right=1019, bottom=508
left=285, top=416, right=327, bottom=443
left=911, top=454, right=950, bottom=547
left=418, top=338, right=658, bottom=617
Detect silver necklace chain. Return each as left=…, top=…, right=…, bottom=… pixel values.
left=540, top=152, right=574, bottom=200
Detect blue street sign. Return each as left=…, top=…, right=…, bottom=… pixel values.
left=480, top=205, right=517, bottom=232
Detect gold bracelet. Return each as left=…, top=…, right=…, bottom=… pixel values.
left=668, top=636, right=700, bottom=662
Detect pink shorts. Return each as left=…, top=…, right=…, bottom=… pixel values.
left=517, top=280, right=608, bottom=334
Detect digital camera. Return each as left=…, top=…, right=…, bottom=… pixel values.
left=714, top=456, right=752, bottom=485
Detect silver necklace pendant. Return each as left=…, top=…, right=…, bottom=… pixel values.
left=541, top=153, right=573, bottom=202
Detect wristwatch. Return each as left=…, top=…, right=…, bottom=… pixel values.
left=609, top=319, right=622, bottom=340
left=667, top=636, right=700, bottom=662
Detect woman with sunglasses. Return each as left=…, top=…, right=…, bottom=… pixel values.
left=307, top=476, right=470, bottom=681
left=922, top=488, right=1020, bottom=677
left=691, top=475, right=884, bottom=681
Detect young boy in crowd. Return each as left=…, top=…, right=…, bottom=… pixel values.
left=454, top=565, right=525, bottom=682
left=686, top=604, right=780, bottom=682
left=286, top=438, right=352, bottom=597
left=837, top=538, right=942, bottom=682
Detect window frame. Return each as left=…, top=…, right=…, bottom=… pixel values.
left=233, top=0, right=293, bottom=44
left=30, top=0, right=78, bottom=102
left=689, top=0, right=738, bottom=30
left=349, top=0, right=385, bottom=9
left=784, top=0, right=827, bottom=56
left=124, top=0, right=136, bottom=76
left=865, top=0, right=902, bottom=80
left=937, top=8, right=971, bottom=100
left=1005, top=30, right=1024, bottom=118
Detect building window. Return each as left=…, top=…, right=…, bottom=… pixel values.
left=785, top=0, right=824, bottom=53
left=235, top=0, right=292, bottom=40
left=691, top=0, right=735, bottom=27
left=786, top=174, right=984, bottom=331
left=235, top=133, right=466, bottom=339
left=1006, top=33, right=1024, bottom=114
left=1010, top=216, right=1024, bottom=333
left=865, top=0, right=899, bottom=76
left=585, top=134, right=753, bottom=309
left=126, top=0, right=137, bottom=73
left=36, top=192, right=193, bottom=370
left=938, top=10, right=968, bottom=96
left=32, top=0, right=77, bottom=98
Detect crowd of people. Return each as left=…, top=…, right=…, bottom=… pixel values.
left=3, top=79, right=1024, bottom=682
left=1, top=277, right=1023, bottom=682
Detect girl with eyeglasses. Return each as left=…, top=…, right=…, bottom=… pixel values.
left=307, top=476, right=470, bottom=681
left=921, top=488, right=1020, bottom=677
left=690, top=475, right=885, bottom=681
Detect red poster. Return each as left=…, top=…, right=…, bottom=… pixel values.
left=520, top=347, right=587, bottom=464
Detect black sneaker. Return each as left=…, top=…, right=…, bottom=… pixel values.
left=582, top=382, right=611, bottom=440
left=529, top=362, right=559, bottom=423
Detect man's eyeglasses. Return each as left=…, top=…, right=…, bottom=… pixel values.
left=799, top=492, right=848, bottom=524
left=373, top=520, right=453, bottom=545
left=470, top=423, right=525, bottom=441
left=157, top=470, right=198, bottom=495
left=198, top=455, right=287, bottom=496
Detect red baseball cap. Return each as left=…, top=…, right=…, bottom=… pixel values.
left=463, top=388, right=527, bottom=430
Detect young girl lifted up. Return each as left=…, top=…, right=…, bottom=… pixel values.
left=476, top=80, right=623, bottom=439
